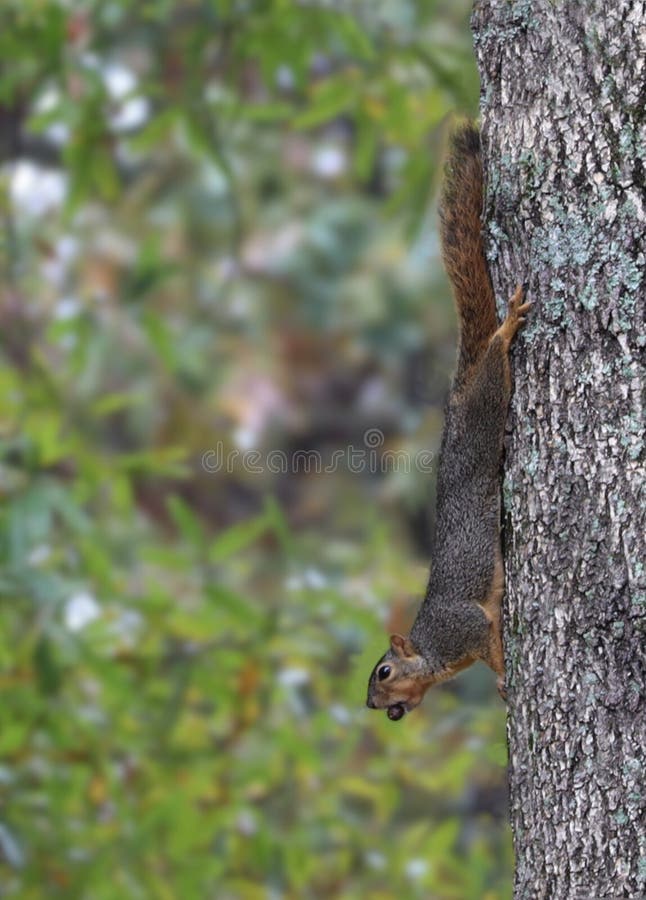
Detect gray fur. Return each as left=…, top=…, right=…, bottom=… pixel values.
left=410, top=335, right=509, bottom=665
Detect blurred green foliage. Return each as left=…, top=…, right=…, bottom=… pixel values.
left=0, top=1, right=511, bottom=898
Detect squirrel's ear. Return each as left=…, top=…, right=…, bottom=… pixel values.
left=390, top=634, right=416, bottom=659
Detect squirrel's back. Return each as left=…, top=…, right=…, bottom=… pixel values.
left=439, top=123, right=497, bottom=379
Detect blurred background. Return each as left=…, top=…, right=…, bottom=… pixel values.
left=0, top=1, right=511, bottom=897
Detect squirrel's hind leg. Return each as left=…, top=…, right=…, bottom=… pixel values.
left=483, top=614, right=506, bottom=699
left=462, top=284, right=530, bottom=440
left=480, top=555, right=506, bottom=699
left=493, top=285, right=531, bottom=352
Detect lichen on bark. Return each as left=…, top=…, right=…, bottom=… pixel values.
left=472, top=1, right=646, bottom=897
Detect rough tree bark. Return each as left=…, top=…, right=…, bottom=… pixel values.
left=472, top=1, right=646, bottom=897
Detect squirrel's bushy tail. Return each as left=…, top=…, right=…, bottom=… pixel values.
left=439, top=123, right=497, bottom=377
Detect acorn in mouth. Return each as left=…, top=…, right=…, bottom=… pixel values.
left=387, top=704, right=405, bottom=721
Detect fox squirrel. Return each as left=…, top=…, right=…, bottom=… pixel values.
left=366, top=123, right=530, bottom=721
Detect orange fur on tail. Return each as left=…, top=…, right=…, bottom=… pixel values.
left=439, top=123, right=497, bottom=381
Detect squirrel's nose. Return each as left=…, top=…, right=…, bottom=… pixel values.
left=366, top=698, right=377, bottom=709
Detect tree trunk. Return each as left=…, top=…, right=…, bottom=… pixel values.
left=472, top=1, right=646, bottom=897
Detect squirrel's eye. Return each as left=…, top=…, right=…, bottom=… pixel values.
left=377, top=665, right=391, bottom=681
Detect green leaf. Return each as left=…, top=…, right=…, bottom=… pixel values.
left=292, top=76, right=358, bottom=129
left=33, top=636, right=62, bottom=695
left=209, top=513, right=270, bottom=564
left=238, top=103, right=293, bottom=122
left=335, top=14, right=376, bottom=61
left=354, top=117, right=378, bottom=180
left=91, top=392, right=146, bottom=417
left=166, top=495, right=204, bottom=548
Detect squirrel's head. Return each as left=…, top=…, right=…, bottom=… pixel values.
left=366, top=634, right=438, bottom=721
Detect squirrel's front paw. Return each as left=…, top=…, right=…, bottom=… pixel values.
left=496, top=675, right=508, bottom=702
